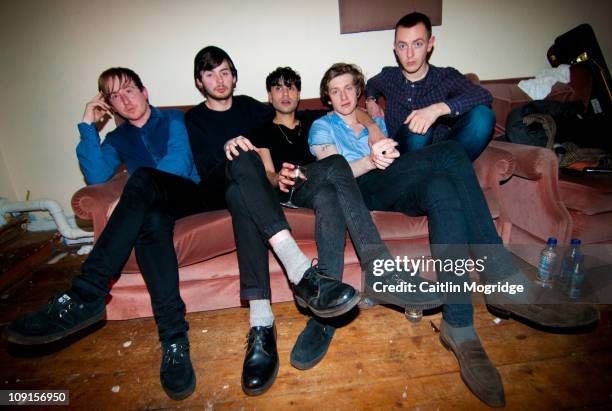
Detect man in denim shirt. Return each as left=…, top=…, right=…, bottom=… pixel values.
left=6, top=68, right=202, bottom=400
left=365, top=12, right=495, bottom=160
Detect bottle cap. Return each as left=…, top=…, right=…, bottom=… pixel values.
left=547, top=237, right=557, bottom=245
left=570, top=239, right=581, bottom=245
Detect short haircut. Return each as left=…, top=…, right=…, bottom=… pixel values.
left=266, top=67, right=302, bottom=92
left=98, top=67, right=144, bottom=100
left=319, top=63, right=365, bottom=107
left=395, top=12, right=432, bottom=38
left=193, top=45, right=238, bottom=81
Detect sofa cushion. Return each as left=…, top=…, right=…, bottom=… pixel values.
left=117, top=187, right=500, bottom=273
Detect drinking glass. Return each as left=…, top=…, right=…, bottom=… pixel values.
left=280, top=165, right=305, bottom=209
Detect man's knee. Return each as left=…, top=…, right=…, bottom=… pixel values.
left=465, top=105, right=495, bottom=136
left=125, top=167, right=158, bottom=190
left=227, top=149, right=262, bottom=176
left=321, top=154, right=352, bottom=176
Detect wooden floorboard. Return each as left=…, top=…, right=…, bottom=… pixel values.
left=0, top=231, right=611, bottom=410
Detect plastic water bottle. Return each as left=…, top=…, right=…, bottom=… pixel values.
left=568, top=253, right=585, bottom=299
left=536, top=237, right=557, bottom=287
left=558, top=239, right=581, bottom=290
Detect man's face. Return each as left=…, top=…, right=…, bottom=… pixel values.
left=268, top=80, right=300, bottom=115
left=105, top=77, right=150, bottom=124
left=196, top=60, right=236, bottom=100
left=327, top=73, right=358, bottom=116
left=394, top=23, right=435, bottom=78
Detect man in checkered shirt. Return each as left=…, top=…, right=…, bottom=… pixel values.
left=365, top=12, right=495, bottom=161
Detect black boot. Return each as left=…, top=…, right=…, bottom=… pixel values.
left=242, top=324, right=279, bottom=396
left=293, top=267, right=360, bottom=318
left=3, top=291, right=105, bottom=345
left=290, top=318, right=335, bottom=370
left=364, top=268, right=443, bottom=311
left=160, top=340, right=196, bottom=400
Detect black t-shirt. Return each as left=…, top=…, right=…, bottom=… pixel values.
left=253, top=109, right=326, bottom=171
left=185, top=95, right=274, bottom=204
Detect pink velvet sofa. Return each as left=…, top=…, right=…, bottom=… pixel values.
left=71, top=97, right=516, bottom=320
left=477, top=66, right=612, bottom=263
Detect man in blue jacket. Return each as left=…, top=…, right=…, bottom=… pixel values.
left=4, top=68, right=202, bottom=400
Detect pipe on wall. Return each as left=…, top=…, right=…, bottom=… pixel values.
left=0, top=199, right=93, bottom=239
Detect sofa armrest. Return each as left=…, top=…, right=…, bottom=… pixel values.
left=71, top=170, right=129, bottom=238
left=490, top=140, right=556, bottom=180
left=473, top=145, right=515, bottom=189
left=488, top=140, right=572, bottom=244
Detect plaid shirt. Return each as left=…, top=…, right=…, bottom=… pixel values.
left=366, top=65, right=492, bottom=140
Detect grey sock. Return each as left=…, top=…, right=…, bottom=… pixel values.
left=272, top=237, right=311, bottom=285
left=249, top=299, right=274, bottom=328
left=442, top=320, right=479, bottom=344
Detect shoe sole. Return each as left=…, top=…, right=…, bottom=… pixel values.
left=363, top=284, right=442, bottom=311
left=439, top=334, right=505, bottom=408
left=163, top=373, right=196, bottom=401
left=295, top=292, right=360, bottom=318
left=3, top=308, right=106, bottom=345
left=486, top=304, right=600, bottom=328
left=241, top=359, right=279, bottom=396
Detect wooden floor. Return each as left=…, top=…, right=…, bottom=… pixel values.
left=1, top=228, right=611, bottom=410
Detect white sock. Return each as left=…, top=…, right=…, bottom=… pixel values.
left=249, top=299, right=274, bottom=328
left=271, top=237, right=311, bottom=285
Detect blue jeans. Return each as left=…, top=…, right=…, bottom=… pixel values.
left=356, top=140, right=519, bottom=327
left=397, top=105, right=495, bottom=161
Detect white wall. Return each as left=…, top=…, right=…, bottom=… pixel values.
left=0, top=0, right=610, bottom=211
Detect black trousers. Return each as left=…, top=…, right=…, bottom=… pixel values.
left=225, top=151, right=291, bottom=301
left=71, top=167, right=210, bottom=343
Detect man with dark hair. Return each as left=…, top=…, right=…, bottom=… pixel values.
left=185, top=49, right=437, bottom=396
left=255, top=66, right=440, bottom=373
left=5, top=67, right=203, bottom=400
left=366, top=12, right=495, bottom=160
left=311, top=62, right=599, bottom=407
left=186, top=47, right=361, bottom=396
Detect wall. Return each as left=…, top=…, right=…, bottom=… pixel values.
left=0, top=0, right=610, bottom=211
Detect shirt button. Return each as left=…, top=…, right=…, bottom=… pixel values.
left=411, top=84, right=415, bottom=88
left=455, top=111, right=460, bottom=115
left=408, top=98, right=412, bottom=102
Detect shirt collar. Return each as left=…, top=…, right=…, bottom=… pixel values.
left=120, top=105, right=158, bottom=131
left=330, top=112, right=368, bottom=137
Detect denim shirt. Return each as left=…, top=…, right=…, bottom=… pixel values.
left=76, top=106, right=200, bottom=185
left=308, top=112, right=387, bottom=162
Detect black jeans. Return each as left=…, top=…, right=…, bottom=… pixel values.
left=225, top=151, right=393, bottom=300
left=293, top=155, right=392, bottom=278
left=71, top=167, right=209, bottom=343
left=225, top=151, right=291, bottom=301
left=357, top=140, right=520, bottom=327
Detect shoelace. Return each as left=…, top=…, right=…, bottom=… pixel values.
left=244, top=329, right=271, bottom=357
left=163, top=343, right=188, bottom=366
left=47, top=293, right=77, bottom=319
